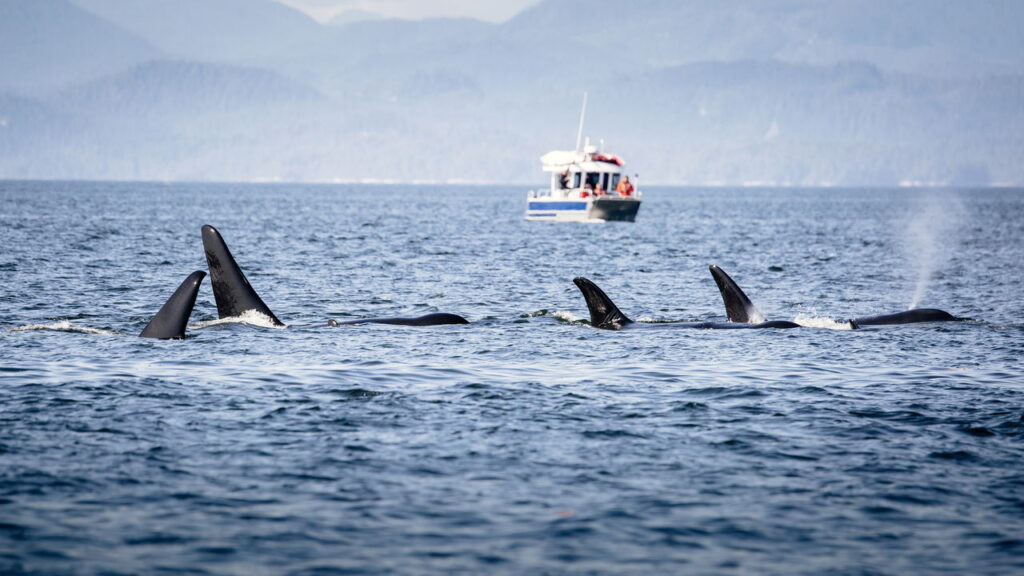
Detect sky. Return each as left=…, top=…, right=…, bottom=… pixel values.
left=272, top=0, right=543, bottom=23
left=3, top=0, right=1019, bottom=185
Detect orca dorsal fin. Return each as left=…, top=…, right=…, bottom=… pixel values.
left=201, top=225, right=284, bottom=326
left=573, top=277, right=632, bottom=329
left=709, top=265, right=766, bottom=324
left=140, top=271, right=205, bottom=339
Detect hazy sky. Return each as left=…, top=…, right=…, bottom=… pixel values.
left=273, top=0, right=542, bottom=23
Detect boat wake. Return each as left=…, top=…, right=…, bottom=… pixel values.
left=188, top=309, right=287, bottom=330
left=8, top=320, right=120, bottom=336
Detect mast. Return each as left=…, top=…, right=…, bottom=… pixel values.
left=574, top=92, right=588, bottom=151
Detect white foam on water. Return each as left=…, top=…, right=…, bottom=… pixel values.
left=552, top=310, right=583, bottom=323
left=9, top=320, right=120, bottom=336
left=188, top=309, right=286, bottom=330
left=793, top=314, right=855, bottom=330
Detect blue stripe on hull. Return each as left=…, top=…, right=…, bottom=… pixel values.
left=527, top=202, right=587, bottom=211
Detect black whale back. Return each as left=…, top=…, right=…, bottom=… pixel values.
left=328, top=313, right=469, bottom=327
left=851, top=308, right=960, bottom=327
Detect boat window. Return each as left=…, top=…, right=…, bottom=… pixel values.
left=585, top=173, right=600, bottom=189
left=601, top=173, right=609, bottom=192
left=611, top=174, right=621, bottom=190
left=574, top=173, right=582, bottom=188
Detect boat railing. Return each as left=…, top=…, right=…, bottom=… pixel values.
left=529, top=187, right=642, bottom=200
left=579, top=188, right=642, bottom=200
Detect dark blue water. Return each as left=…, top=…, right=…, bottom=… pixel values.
left=2, top=181, right=1023, bottom=575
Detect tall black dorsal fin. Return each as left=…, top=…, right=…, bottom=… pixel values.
left=140, top=271, right=205, bottom=339
left=572, top=277, right=632, bottom=329
left=201, top=225, right=284, bottom=326
left=709, top=265, right=765, bottom=323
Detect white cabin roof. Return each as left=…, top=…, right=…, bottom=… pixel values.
left=541, top=149, right=624, bottom=173
left=540, top=150, right=580, bottom=166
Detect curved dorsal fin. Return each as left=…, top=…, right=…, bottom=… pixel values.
left=709, top=265, right=765, bottom=324
left=572, top=277, right=632, bottom=329
left=201, top=225, right=284, bottom=326
left=140, top=271, right=205, bottom=339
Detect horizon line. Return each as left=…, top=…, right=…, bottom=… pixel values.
left=0, top=177, right=1017, bottom=190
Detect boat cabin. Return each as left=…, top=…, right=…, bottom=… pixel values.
left=541, top=145, right=627, bottom=198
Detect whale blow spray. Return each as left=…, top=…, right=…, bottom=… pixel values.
left=904, top=191, right=965, bottom=310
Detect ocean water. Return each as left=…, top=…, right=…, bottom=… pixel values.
left=1, top=181, right=1022, bottom=575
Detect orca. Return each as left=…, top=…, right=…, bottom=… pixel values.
left=572, top=276, right=800, bottom=330
left=849, top=309, right=962, bottom=328
left=709, top=264, right=961, bottom=329
left=327, top=313, right=469, bottom=327
left=202, top=225, right=285, bottom=326
left=140, top=271, right=206, bottom=339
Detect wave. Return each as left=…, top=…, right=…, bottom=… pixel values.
left=188, top=309, right=286, bottom=330
left=8, top=320, right=120, bottom=336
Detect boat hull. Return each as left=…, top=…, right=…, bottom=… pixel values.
left=591, top=197, right=641, bottom=222
left=525, top=197, right=641, bottom=222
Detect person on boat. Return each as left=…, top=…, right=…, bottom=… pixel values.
left=616, top=176, right=634, bottom=196
left=559, top=169, right=570, bottom=189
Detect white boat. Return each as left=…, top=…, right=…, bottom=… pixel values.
left=525, top=144, right=642, bottom=222
left=525, top=95, right=641, bottom=222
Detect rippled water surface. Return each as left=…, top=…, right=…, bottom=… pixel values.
left=2, top=182, right=1023, bottom=575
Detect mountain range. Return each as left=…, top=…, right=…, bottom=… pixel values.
left=0, top=0, right=1021, bottom=185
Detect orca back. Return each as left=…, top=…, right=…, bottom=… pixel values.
left=328, top=313, right=469, bottom=327
left=753, top=320, right=801, bottom=329
left=391, top=313, right=468, bottom=326
left=852, top=308, right=960, bottom=326
left=140, top=271, right=205, bottom=339
left=201, top=225, right=284, bottom=326
left=572, top=277, right=632, bottom=329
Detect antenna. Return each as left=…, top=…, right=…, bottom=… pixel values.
left=574, top=92, right=588, bottom=151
